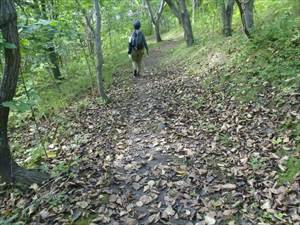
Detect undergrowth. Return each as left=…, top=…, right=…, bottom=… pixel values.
left=161, top=0, right=300, bottom=183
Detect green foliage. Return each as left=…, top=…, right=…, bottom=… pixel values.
left=219, top=133, right=234, bottom=147
left=3, top=82, right=40, bottom=114
left=249, top=157, right=264, bottom=170
left=192, top=97, right=205, bottom=109
left=3, top=101, right=31, bottom=113
left=278, top=157, right=300, bottom=184
left=23, top=144, right=46, bottom=168
left=0, top=214, right=23, bottom=225
left=0, top=36, right=17, bottom=49
left=50, top=161, right=70, bottom=176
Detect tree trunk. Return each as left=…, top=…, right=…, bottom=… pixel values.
left=145, top=0, right=165, bottom=43
left=235, top=0, right=254, bottom=38
left=0, top=0, right=21, bottom=183
left=178, top=0, right=194, bottom=46
left=39, top=0, right=63, bottom=79
left=93, top=0, right=108, bottom=101
left=74, top=0, right=95, bottom=56
left=165, top=0, right=182, bottom=25
left=0, top=0, right=48, bottom=186
left=154, top=22, right=162, bottom=42
left=84, top=10, right=95, bottom=56
left=221, top=0, right=235, bottom=36
left=48, top=46, right=62, bottom=79
left=192, top=0, right=201, bottom=24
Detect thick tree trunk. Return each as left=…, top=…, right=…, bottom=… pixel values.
left=0, top=0, right=48, bottom=186
left=165, top=0, right=182, bottom=25
left=145, top=0, right=165, bottom=43
left=93, top=0, right=108, bottom=101
left=236, top=0, right=254, bottom=38
left=221, top=0, right=235, bottom=36
left=0, top=1, right=21, bottom=183
left=0, top=107, right=11, bottom=182
left=178, top=0, right=194, bottom=46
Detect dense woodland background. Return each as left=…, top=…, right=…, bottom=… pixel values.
left=0, top=0, right=299, bottom=224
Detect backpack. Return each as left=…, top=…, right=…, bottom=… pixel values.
left=131, top=31, right=144, bottom=50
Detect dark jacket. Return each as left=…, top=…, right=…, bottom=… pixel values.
left=128, top=30, right=148, bottom=55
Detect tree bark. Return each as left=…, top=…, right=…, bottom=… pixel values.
left=0, top=0, right=19, bottom=183
left=145, top=0, right=165, bottom=43
left=192, top=0, right=201, bottom=24
left=93, top=0, right=108, bottom=101
left=48, top=46, right=62, bottom=80
left=221, top=0, right=235, bottom=36
left=154, top=22, right=161, bottom=42
left=220, top=0, right=254, bottom=38
left=235, top=0, right=254, bottom=38
left=84, top=11, right=95, bottom=55
left=38, top=0, right=63, bottom=79
left=0, top=0, right=48, bottom=186
left=74, top=0, right=95, bottom=56
left=178, top=0, right=194, bottom=46
left=165, top=0, right=182, bottom=25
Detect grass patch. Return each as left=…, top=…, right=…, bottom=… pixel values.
left=74, top=214, right=98, bottom=225
left=278, top=157, right=300, bottom=184
left=219, top=133, right=235, bottom=148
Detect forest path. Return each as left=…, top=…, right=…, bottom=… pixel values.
left=90, top=40, right=245, bottom=225
left=99, top=40, right=207, bottom=224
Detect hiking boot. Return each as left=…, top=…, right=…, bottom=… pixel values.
left=134, top=70, right=137, bottom=77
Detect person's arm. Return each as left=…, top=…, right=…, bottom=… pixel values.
left=143, top=34, right=149, bottom=55
left=128, top=36, right=132, bottom=55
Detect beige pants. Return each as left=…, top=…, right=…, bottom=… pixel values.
left=130, top=49, right=144, bottom=74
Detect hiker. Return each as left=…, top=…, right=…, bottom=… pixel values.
left=128, top=20, right=149, bottom=77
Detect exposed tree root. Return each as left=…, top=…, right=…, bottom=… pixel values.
left=0, top=164, right=49, bottom=188
left=13, top=166, right=50, bottom=187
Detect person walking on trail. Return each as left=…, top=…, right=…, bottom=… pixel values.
left=128, top=20, right=149, bottom=77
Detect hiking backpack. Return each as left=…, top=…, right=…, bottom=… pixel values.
left=131, top=31, right=144, bottom=50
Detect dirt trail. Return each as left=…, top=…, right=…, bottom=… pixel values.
left=89, top=40, right=250, bottom=224
left=101, top=40, right=203, bottom=224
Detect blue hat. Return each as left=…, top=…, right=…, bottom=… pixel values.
left=134, top=20, right=141, bottom=30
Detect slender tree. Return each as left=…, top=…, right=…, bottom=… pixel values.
left=93, top=0, right=108, bottom=101
left=145, top=0, right=166, bottom=42
left=192, top=0, right=202, bottom=24
left=165, top=0, right=182, bottom=25
left=34, top=0, right=63, bottom=80
left=178, top=0, right=194, bottom=46
left=0, top=0, right=48, bottom=186
left=74, top=0, right=95, bottom=55
left=236, top=0, right=254, bottom=38
left=221, top=0, right=255, bottom=38
left=221, top=0, right=235, bottom=36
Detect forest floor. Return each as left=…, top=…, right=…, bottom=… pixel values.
left=1, top=39, right=299, bottom=225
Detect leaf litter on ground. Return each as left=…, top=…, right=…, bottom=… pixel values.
left=1, top=40, right=299, bottom=225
